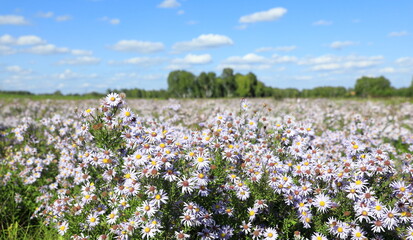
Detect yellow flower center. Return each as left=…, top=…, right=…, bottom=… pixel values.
left=90, top=217, right=96, bottom=223
left=319, top=201, right=325, bottom=207
left=249, top=210, right=255, bottom=216
left=125, top=111, right=131, bottom=117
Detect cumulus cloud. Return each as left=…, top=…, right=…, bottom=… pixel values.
left=174, top=54, right=212, bottom=64
left=0, top=15, right=29, bottom=25
left=388, top=31, right=409, bottom=37
left=5, top=65, right=32, bottom=74
left=313, top=20, right=332, bottom=26
left=37, top=11, right=54, bottom=18
left=0, top=45, right=16, bottom=55
left=158, top=0, right=181, bottom=8
left=16, top=35, right=45, bottom=45
left=71, top=49, right=93, bottom=55
left=56, top=56, right=101, bottom=65
left=100, top=16, right=120, bottom=25
left=255, top=45, right=296, bottom=52
left=0, top=34, right=45, bottom=45
left=108, top=57, right=166, bottom=66
left=329, top=41, right=358, bottom=49
left=396, top=57, right=413, bottom=66
left=26, top=44, right=70, bottom=55
left=218, top=53, right=297, bottom=71
left=168, top=54, right=212, bottom=69
left=111, top=40, right=165, bottom=53
left=239, top=7, right=287, bottom=23
left=299, top=55, right=383, bottom=71
left=54, top=69, right=98, bottom=80
left=56, top=15, right=72, bottom=22
left=172, top=34, right=233, bottom=52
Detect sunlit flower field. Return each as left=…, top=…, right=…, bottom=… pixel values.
left=1, top=95, right=413, bottom=240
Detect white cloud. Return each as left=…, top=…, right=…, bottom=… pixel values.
left=388, top=31, right=409, bottom=37
left=217, top=63, right=272, bottom=71
left=5, top=65, right=32, bottom=74
left=0, top=45, right=16, bottom=55
left=186, top=20, right=198, bottom=25
left=100, top=16, right=120, bottom=25
left=168, top=54, right=212, bottom=69
left=0, top=34, right=15, bottom=44
left=329, top=41, right=358, bottom=49
left=54, top=69, right=98, bottom=80
left=110, top=18, right=120, bottom=25
left=16, top=35, right=45, bottom=45
left=396, top=57, right=413, bottom=66
left=172, top=34, right=233, bottom=52
left=0, top=34, right=45, bottom=45
left=111, top=40, right=165, bottom=53
left=56, top=56, right=101, bottom=65
left=71, top=49, right=93, bottom=55
left=56, top=15, right=72, bottom=22
left=272, top=54, right=297, bottom=63
left=26, top=44, right=70, bottom=55
left=226, top=53, right=267, bottom=64
left=379, top=67, right=395, bottom=73
left=313, top=20, right=332, bottom=26
left=158, top=0, right=181, bottom=8
left=239, top=7, right=287, bottom=23
left=255, top=45, right=296, bottom=52
left=174, top=54, right=212, bottom=64
left=37, top=11, right=54, bottom=18
left=0, top=15, right=29, bottom=25
left=299, top=55, right=384, bottom=71
left=109, top=57, right=166, bottom=66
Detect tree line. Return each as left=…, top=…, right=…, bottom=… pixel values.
left=109, top=69, right=413, bottom=99
left=2, top=68, right=413, bottom=99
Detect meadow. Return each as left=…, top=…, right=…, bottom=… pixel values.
left=1, top=94, right=413, bottom=240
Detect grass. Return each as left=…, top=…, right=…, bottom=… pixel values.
left=0, top=93, right=103, bottom=101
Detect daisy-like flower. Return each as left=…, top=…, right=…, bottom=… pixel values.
left=262, top=227, right=278, bottom=240
left=105, top=92, right=122, bottom=107
left=351, top=226, right=366, bottom=240
left=382, top=207, right=399, bottom=230
left=175, top=230, right=190, bottom=240
left=120, top=107, right=135, bottom=122
left=313, top=193, right=332, bottom=213
left=311, top=232, right=328, bottom=240
left=106, top=209, right=119, bottom=224
left=57, top=221, right=68, bottom=235
left=178, top=177, right=196, bottom=194
left=151, top=189, right=168, bottom=207
left=248, top=207, right=258, bottom=221
left=87, top=213, right=100, bottom=227
left=180, top=211, right=196, bottom=227
left=141, top=223, right=159, bottom=239
left=139, top=200, right=157, bottom=217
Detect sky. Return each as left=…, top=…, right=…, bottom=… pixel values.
left=0, top=0, right=412, bottom=94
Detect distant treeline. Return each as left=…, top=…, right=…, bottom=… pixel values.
left=109, top=68, right=413, bottom=99
left=2, top=68, right=413, bottom=99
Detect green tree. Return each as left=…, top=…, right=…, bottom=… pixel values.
left=354, top=76, right=392, bottom=97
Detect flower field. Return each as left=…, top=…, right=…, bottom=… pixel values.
left=1, top=95, right=413, bottom=240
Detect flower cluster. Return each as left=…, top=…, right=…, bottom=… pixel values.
left=1, top=95, right=413, bottom=239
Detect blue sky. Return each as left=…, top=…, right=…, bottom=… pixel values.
left=0, top=0, right=412, bottom=94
